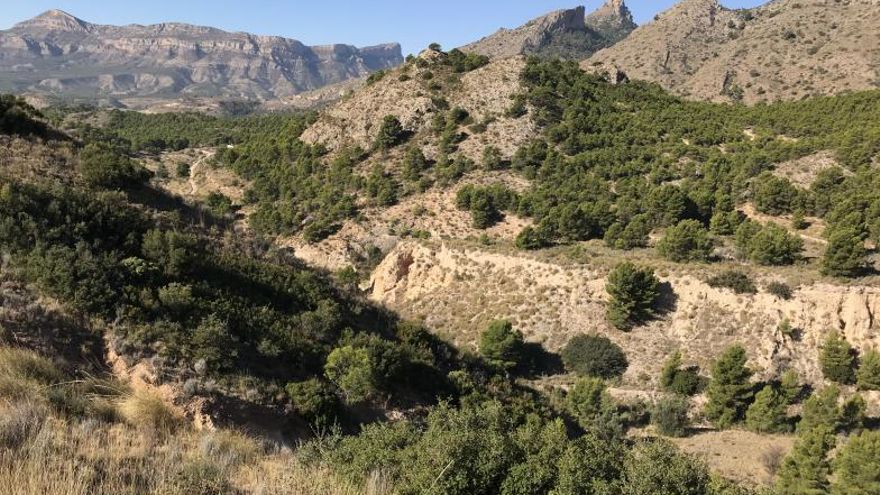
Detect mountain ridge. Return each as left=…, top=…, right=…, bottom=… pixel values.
left=585, top=0, right=880, bottom=103
left=461, top=2, right=636, bottom=60
left=0, top=9, right=403, bottom=106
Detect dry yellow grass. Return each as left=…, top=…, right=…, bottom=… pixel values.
left=0, top=347, right=63, bottom=400
left=117, top=388, right=183, bottom=432
left=0, top=406, right=392, bottom=495
left=0, top=344, right=388, bottom=495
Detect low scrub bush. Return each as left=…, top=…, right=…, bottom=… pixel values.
left=706, top=270, right=757, bottom=294
left=766, top=281, right=793, bottom=299
left=652, top=395, right=691, bottom=437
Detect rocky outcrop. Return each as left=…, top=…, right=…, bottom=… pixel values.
left=585, top=0, right=637, bottom=43
left=301, top=56, right=535, bottom=157
left=586, top=0, right=880, bottom=103
left=461, top=2, right=636, bottom=60
left=369, top=240, right=880, bottom=391
left=0, top=10, right=403, bottom=102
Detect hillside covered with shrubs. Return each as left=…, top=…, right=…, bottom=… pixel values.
left=3, top=37, right=880, bottom=493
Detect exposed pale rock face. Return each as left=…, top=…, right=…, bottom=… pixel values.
left=368, top=240, right=880, bottom=390
left=586, top=0, right=880, bottom=103
left=0, top=10, right=403, bottom=101
left=461, top=2, right=636, bottom=60
left=585, top=0, right=637, bottom=43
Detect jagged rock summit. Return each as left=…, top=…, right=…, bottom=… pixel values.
left=461, top=1, right=636, bottom=60
left=584, top=0, right=637, bottom=43
left=586, top=0, right=880, bottom=103
left=0, top=10, right=403, bottom=105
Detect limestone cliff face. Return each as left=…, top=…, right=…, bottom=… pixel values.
left=461, top=2, right=636, bottom=60
left=585, top=0, right=637, bottom=44
left=0, top=10, right=403, bottom=101
left=369, top=240, right=880, bottom=390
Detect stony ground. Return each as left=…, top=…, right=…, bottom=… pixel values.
left=586, top=0, right=880, bottom=104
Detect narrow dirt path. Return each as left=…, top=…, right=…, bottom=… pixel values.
left=188, top=149, right=216, bottom=195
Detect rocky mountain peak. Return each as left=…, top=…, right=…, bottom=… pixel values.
left=587, top=0, right=634, bottom=24
left=14, top=9, right=93, bottom=33
left=526, top=6, right=588, bottom=33
left=461, top=4, right=635, bottom=60
left=585, top=0, right=636, bottom=43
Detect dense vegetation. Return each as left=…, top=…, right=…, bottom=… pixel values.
left=499, top=58, right=880, bottom=277
left=4, top=47, right=880, bottom=491
left=0, top=102, right=782, bottom=494
left=74, top=109, right=315, bottom=154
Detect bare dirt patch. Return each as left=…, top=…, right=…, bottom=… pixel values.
left=144, top=148, right=248, bottom=203
left=772, top=150, right=846, bottom=188
left=671, top=429, right=795, bottom=487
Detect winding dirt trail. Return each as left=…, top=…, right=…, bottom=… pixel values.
left=188, top=149, right=215, bottom=195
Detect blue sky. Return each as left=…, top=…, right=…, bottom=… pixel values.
left=1, top=1, right=768, bottom=55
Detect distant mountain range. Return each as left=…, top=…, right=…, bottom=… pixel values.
left=0, top=9, right=403, bottom=105
left=461, top=0, right=636, bottom=60
left=2, top=1, right=878, bottom=109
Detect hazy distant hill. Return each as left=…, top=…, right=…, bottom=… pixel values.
left=585, top=0, right=880, bottom=103
left=0, top=9, right=403, bottom=104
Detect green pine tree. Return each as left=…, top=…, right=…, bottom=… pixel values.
left=605, top=262, right=661, bottom=330
left=776, top=426, right=834, bottom=495
left=831, top=430, right=880, bottom=495
left=779, top=369, right=802, bottom=404
left=374, top=115, right=407, bottom=150
left=745, top=385, right=790, bottom=433
left=820, top=331, right=856, bottom=384
left=478, top=319, right=524, bottom=369
left=856, top=349, right=880, bottom=391
left=567, top=377, right=609, bottom=430
left=798, top=385, right=841, bottom=435
left=704, top=345, right=754, bottom=429
left=822, top=227, right=867, bottom=277
left=840, top=394, right=867, bottom=434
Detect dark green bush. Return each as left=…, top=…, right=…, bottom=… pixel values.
left=479, top=320, right=524, bottom=369
left=515, top=225, right=552, bottom=250
left=286, top=378, right=339, bottom=422
left=79, top=143, right=149, bottom=189
left=659, top=352, right=702, bottom=396
left=561, top=334, right=628, bottom=379
left=651, top=395, right=691, bottom=437
left=706, top=270, right=757, bottom=294
left=766, top=281, right=793, bottom=300
left=657, top=220, right=714, bottom=262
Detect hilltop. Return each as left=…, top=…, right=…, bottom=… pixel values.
left=585, top=0, right=880, bottom=103
left=461, top=1, right=636, bottom=60
left=0, top=10, right=402, bottom=108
